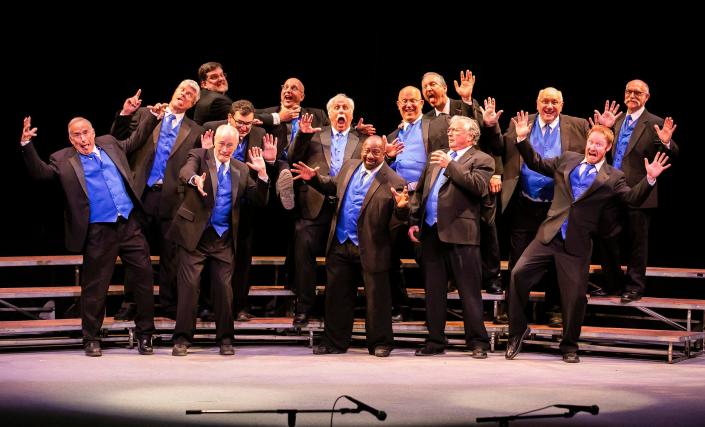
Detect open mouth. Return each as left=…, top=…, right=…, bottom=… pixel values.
left=336, top=115, right=346, bottom=125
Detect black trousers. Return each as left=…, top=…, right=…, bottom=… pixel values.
left=81, top=214, right=154, bottom=341
left=509, top=235, right=589, bottom=353
left=292, top=202, right=334, bottom=314
left=322, top=240, right=394, bottom=352
left=139, top=188, right=179, bottom=311
left=173, top=227, right=235, bottom=345
left=420, top=224, right=489, bottom=350
left=600, top=207, right=652, bottom=294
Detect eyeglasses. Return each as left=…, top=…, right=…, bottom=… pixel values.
left=398, top=99, right=421, bottom=105
left=625, top=89, right=646, bottom=97
left=281, top=84, right=302, bottom=92
left=207, top=72, right=227, bottom=81
left=362, top=149, right=383, bottom=156
left=232, top=119, right=254, bottom=128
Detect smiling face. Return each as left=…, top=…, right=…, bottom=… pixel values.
left=214, top=125, right=239, bottom=163
left=201, top=66, right=229, bottom=94
left=327, top=95, right=354, bottom=132
left=584, top=125, right=614, bottom=164
left=536, top=87, right=564, bottom=124
left=397, top=86, right=424, bottom=123
left=68, top=118, right=96, bottom=155
left=228, top=110, right=255, bottom=139
left=361, top=136, right=385, bottom=170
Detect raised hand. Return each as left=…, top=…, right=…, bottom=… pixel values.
left=384, top=135, right=405, bottom=158
left=279, top=105, right=301, bottom=122
left=391, top=185, right=409, bottom=208
left=299, top=113, right=322, bottom=134
left=593, top=100, right=622, bottom=128
left=21, top=116, right=38, bottom=143
left=148, top=102, right=168, bottom=119
left=200, top=129, right=214, bottom=149
left=480, top=97, right=503, bottom=127
left=430, top=149, right=452, bottom=168
left=654, top=117, right=677, bottom=144
left=453, top=69, right=475, bottom=102
left=121, top=89, right=142, bottom=116
left=355, top=118, right=376, bottom=136
left=246, top=147, right=267, bottom=179
left=408, top=225, right=420, bottom=243
left=511, top=111, right=531, bottom=141
left=644, top=151, right=671, bottom=181
left=262, top=134, right=278, bottom=162
left=291, top=161, right=319, bottom=181
left=193, top=172, right=208, bottom=197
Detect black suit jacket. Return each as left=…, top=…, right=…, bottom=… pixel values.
left=309, top=160, right=408, bottom=273
left=517, top=140, right=654, bottom=257
left=501, top=113, right=590, bottom=212
left=610, top=109, right=679, bottom=209
left=22, top=115, right=158, bottom=252
left=193, top=89, right=232, bottom=125
left=166, top=148, right=268, bottom=252
left=255, top=106, right=329, bottom=158
left=289, top=127, right=365, bottom=219
left=410, top=145, right=494, bottom=245
left=111, top=108, right=205, bottom=219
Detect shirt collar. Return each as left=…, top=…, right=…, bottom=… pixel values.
left=579, top=158, right=605, bottom=172
left=165, top=107, right=185, bottom=125
left=403, top=116, right=422, bottom=131
left=332, top=127, right=351, bottom=138
left=538, top=115, right=560, bottom=131
left=627, top=106, right=645, bottom=122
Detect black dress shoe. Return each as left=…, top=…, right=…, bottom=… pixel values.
left=84, top=341, right=102, bottom=357
left=373, top=346, right=392, bottom=357
left=493, top=313, right=509, bottom=325
left=236, top=310, right=254, bottom=322
left=415, top=344, right=445, bottom=356
left=505, top=328, right=531, bottom=360
left=293, top=313, right=309, bottom=327
left=562, top=352, right=580, bottom=363
left=589, top=287, right=609, bottom=297
left=621, top=290, right=643, bottom=303
left=198, top=308, right=215, bottom=322
left=548, top=313, right=563, bottom=328
left=485, top=278, right=504, bottom=295
left=220, top=343, right=235, bottom=356
left=470, top=347, right=488, bottom=359
left=114, top=302, right=137, bottom=321
left=137, top=336, right=153, bottom=355
left=172, top=343, right=188, bottom=356
left=312, top=344, right=345, bottom=355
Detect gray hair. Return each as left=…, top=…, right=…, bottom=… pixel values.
left=326, top=93, right=355, bottom=114
left=449, top=115, right=480, bottom=143
left=179, top=79, right=202, bottom=103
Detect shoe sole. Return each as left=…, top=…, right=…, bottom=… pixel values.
left=276, top=169, right=295, bottom=210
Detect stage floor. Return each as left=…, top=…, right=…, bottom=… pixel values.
left=1, top=344, right=703, bottom=426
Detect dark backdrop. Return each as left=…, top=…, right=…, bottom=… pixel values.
left=3, top=14, right=702, bottom=269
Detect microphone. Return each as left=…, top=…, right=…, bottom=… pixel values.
left=554, top=404, right=599, bottom=415
left=344, top=395, right=387, bottom=421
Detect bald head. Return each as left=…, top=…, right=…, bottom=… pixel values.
left=397, top=86, right=424, bottom=123
left=68, top=117, right=96, bottom=155
left=214, top=124, right=239, bottom=163
left=281, top=77, right=305, bottom=108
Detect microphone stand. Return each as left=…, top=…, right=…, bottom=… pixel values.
left=476, top=404, right=599, bottom=426
left=187, top=397, right=387, bottom=427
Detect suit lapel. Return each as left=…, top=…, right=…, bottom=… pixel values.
left=626, top=113, right=648, bottom=158
left=564, top=157, right=582, bottom=200
left=168, top=118, right=190, bottom=159
left=361, top=165, right=383, bottom=214
left=322, top=130, right=332, bottom=167
left=207, top=149, right=219, bottom=198
left=422, top=117, right=430, bottom=153
left=100, top=143, right=129, bottom=183
left=337, top=160, right=359, bottom=201
left=229, top=162, right=241, bottom=207
left=68, top=151, right=88, bottom=197
left=344, top=131, right=359, bottom=161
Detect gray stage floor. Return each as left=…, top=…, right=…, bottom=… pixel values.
left=0, top=344, right=703, bottom=426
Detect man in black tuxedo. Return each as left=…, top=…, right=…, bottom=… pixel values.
left=193, top=61, right=232, bottom=125
left=291, top=135, right=409, bottom=357
left=111, top=80, right=204, bottom=318
left=167, top=125, right=269, bottom=356
left=506, top=114, right=671, bottom=363
left=591, top=80, right=679, bottom=302
left=20, top=106, right=163, bottom=356
left=205, top=100, right=278, bottom=321
left=286, top=95, right=367, bottom=327
left=408, top=115, right=494, bottom=359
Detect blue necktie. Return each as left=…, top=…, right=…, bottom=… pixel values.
left=544, top=125, right=551, bottom=137
left=561, top=163, right=596, bottom=239
left=613, top=115, right=634, bottom=170
left=290, top=117, right=300, bottom=143
left=625, top=114, right=633, bottom=127
left=147, top=114, right=177, bottom=187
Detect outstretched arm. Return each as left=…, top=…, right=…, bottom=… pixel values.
left=20, top=116, right=58, bottom=181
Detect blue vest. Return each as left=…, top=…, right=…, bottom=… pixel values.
left=79, top=148, right=134, bottom=223
left=330, top=132, right=348, bottom=177
left=233, top=137, right=247, bottom=162
left=210, top=164, right=233, bottom=237
left=147, top=115, right=181, bottom=187
left=425, top=151, right=458, bottom=226
left=335, top=165, right=376, bottom=245
left=612, top=116, right=636, bottom=170
left=521, top=122, right=561, bottom=201
left=560, top=163, right=597, bottom=238
left=391, top=120, right=426, bottom=185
